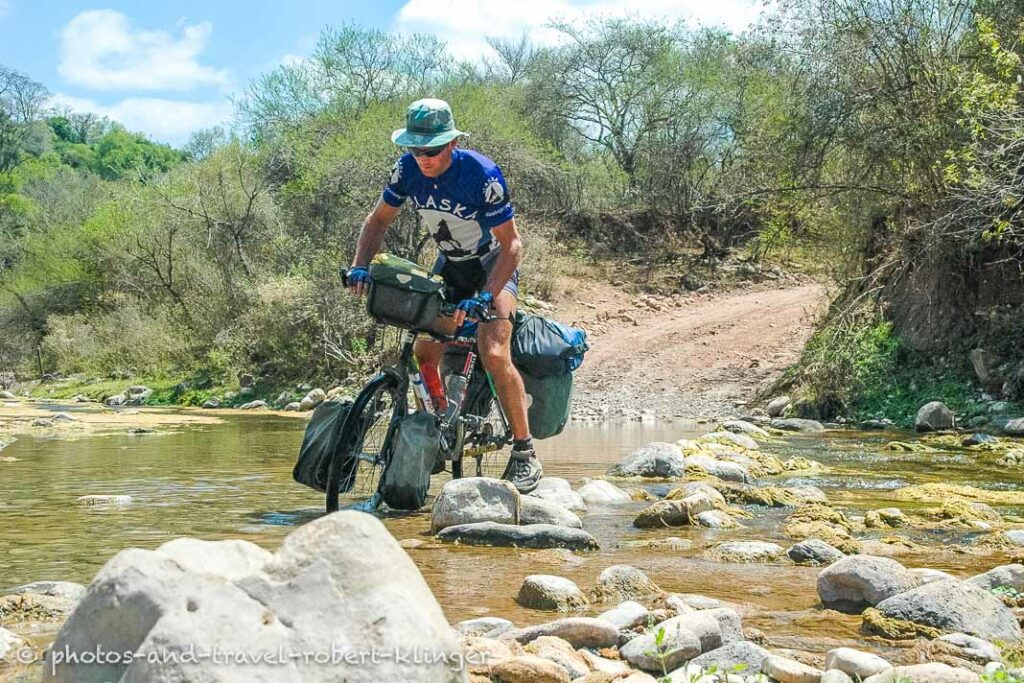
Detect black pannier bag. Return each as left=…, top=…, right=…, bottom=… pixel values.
left=510, top=312, right=589, bottom=377
left=366, top=253, right=446, bottom=330
left=380, top=411, right=439, bottom=510
left=521, top=370, right=573, bottom=440
left=293, top=400, right=355, bottom=493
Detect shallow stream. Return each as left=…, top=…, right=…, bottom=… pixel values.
left=1, top=407, right=1019, bottom=655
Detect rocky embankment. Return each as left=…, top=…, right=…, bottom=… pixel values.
left=6, top=418, right=1024, bottom=682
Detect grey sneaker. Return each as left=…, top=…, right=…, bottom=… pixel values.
left=503, top=447, right=543, bottom=494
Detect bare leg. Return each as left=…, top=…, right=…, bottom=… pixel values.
left=477, top=291, right=531, bottom=442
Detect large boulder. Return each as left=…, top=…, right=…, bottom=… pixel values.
left=606, top=442, right=686, bottom=478
left=435, top=522, right=599, bottom=551
left=873, top=579, right=1022, bottom=642
left=817, top=556, right=921, bottom=613
left=520, top=496, right=582, bottom=529
left=915, top=401, right=955, bottom=432
left=516, top=575, right=588, bottom=612
left=431, top=477, right=520, bottom=533
left=44, top=512, right=465, bottom=683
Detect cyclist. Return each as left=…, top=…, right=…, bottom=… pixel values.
left=345, top=98, right=542, bottom=494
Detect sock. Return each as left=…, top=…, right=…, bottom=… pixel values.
left=512, top=437, right=534, bottom=452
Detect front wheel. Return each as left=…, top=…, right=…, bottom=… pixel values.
left=325, top=374, right=404, bottom=512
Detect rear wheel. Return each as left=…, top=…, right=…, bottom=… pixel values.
left=325, top=375, right=404, bottom=512
left=452, top=373, right=512, bottom=479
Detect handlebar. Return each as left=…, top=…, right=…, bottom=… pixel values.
left=342, top=267, right=498, bottom=324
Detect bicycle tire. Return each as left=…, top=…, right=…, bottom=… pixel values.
left=452, top=372, right=512, bottom=480
left=325, top=374, right=403, bottom=512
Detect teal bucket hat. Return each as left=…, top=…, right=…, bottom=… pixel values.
left=391, top=98, right=465, bottom=148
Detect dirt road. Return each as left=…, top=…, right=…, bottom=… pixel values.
left=558, top=281, right=829, bottom=421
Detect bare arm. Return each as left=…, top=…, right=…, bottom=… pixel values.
left=349, top=199, right=400, bottom=295
left=484, top=218, right=524, bottom=299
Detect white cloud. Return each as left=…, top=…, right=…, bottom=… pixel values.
left=394, top=0, right=763, bottom=60
left=58, top=9, right=229, bottom=91
left=49, top=93, right=233, bottom=146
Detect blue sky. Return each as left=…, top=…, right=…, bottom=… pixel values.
left=0, top=0, right=762, bottom=146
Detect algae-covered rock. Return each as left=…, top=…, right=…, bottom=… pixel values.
left=710, top=482, right=799, bottom=508
left=892, top=483, right=1024, bottom=506
left=885, top=441, right=939, bottom=453
left=785, top=521, right=862, bottom=554
left=784, top=456, right=826, bottom=472
left=862, top=607, right=944, bottom=639
left=865, top=508, right=908, bottom=529
left=926, top=500, right=1003, bottom=528
left=704, top=541, right=784, bottom=563
left=788, top=503, right=854, bottom=530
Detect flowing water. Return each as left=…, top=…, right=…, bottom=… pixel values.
left=1, top=407, right=1020, bottom=657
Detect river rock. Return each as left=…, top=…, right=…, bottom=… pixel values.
left=201, top=399, right=220, bottom=409
left=531, top=478, right=587, bottom=512
left=938, top=633, right=1001, bottom=663
left=105, top=394, right=126, bottom=406
left=597, top=600, right=649, bottom=630
left=864, top=508, right=908, bottom=528
left=620, top=620, right=702, bottom=672
left=633, top=493, right=718, bottom=528
left=965, top=564, right=1024, bottom=593
left=704, top=541, right=783, bottom=563
left=874, top=579, right=1022, bottom=642
left=576, top=479, right=632, bottom=504
left=32, top=418, right=53, bottom=427
left=763, top=655, right=823, bottom=683
left=787, top=539, right=845, bottom=566
left=821, top=671, right=854, bottom=683
left=607, top=442, right=687, bottom=478
left=685, top=455, right=753, bottom=483
left=817, top=555, right=921, bottom=612
left=491, top=654, right=571, bottom=682
left=299, top=388, right=326, bottom=411
left=910, top=568, right=958, bottom=585
left=702, top=431, right=760, bottom=451
left=771, top=419, right=825, bottom=433
left=524, top=635, right=591, bottom=679
left=1004, top=530, right=1024, bottom=546
left=670, top=595, right=722, bottom=611
left=691, top=641, right=771, bottom=672
left=962, top=433, right=999, bottom=447
left=591, top=565, right=661, bottom=602
left=517, top=575, right=588, bottom=612
left=862, top=663, right=980, bottom=683
left=915, top=401, right=954, bottom=432
left=767, top=396, right=791, bottom=417
left=503, top=617, right=620, bottom=648
left=10, top=581, right=87, bottom=603
left=436, top=522, right=599, bottom=551
left=238, top=399, right=268, bottom=410
left=721, top=420, right=770, bottom=438
left=0, top=390, right=15, bottom=399
left=787, top=486, right=830, bottom=504
left=44, top=511, right=463, bottom=683
left=695, top=510, right=739, bottom=529
left=156, top=538, right=272, bottom=579
left=824, top=648, right=892, bottom=678
left=578, top=649, right=632, bottom=676
left=456, top=617, right=516, bottom=638
left=521, top=496, right=582, bottom=529
left=431, top=477, right=520, bottom=533
left=1001, top=418, right=1024, bottom=436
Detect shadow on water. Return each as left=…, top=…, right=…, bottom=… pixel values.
left=1, top=412, right=1021, bottom=651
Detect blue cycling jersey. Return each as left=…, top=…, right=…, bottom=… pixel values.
left=381, top=149, right=515, bottom=262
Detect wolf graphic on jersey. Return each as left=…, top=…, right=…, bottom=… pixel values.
left=381, top=149, right=515, bottom=262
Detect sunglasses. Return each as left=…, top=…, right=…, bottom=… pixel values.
left=408, top=146, right=446, bottom=158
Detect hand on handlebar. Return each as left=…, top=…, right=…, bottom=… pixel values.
left=453, top=291, right=494, bottom=327
left=343, top=266, right=371, bottom=296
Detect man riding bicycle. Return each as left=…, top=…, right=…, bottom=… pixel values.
left=345, top=98, right=542, bottom=494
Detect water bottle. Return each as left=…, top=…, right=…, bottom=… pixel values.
left=444, top=371, right=470, bottom=422
left=410, top=371, right=435, bottom=415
